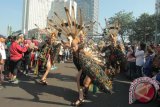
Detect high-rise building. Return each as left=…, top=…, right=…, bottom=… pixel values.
left=155, top=0, right=160, bottom=43
left=76, top=0, right=99, bottom=36
left=22, top=0, right=54, bottom=34
left=156, top=0, right=160, bottom=14
left=48, top=0, right=77, bottom=22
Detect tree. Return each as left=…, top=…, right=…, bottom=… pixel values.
left=131, top=13, right=156, bottom=43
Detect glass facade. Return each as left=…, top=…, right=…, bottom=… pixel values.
left=76, top=0, right=99, bottom=36
left=22, top=0, right=53, bottom=34
left=156, top=0, right=160, bottom=14
left=155, top=0, right=160, bottom=43
left=49, top=0, right=77, bottom=22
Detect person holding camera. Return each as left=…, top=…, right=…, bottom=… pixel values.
left=9, top=33, right=29, bottom=84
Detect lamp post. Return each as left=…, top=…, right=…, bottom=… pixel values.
left=35, top=24, right=40, bottom=40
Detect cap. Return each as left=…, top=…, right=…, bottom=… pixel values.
left=17, top=33, right=24, bottom=37
left=0, top=34, right=6, bottom=39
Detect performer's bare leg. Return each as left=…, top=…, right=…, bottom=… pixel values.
left=83, top=76, right=91, bottom=88
left=71, top=70, right=85, bottom=106
left=76, top=69, right=84, bottom=100
left=83, top=76, right=91, bottom=95
left=40, top=61, right=51, bottom=85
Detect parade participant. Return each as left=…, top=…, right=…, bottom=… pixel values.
left=9, top=33, right=29, bottom=83
left=50, top=6, right=113, bottom=106
left=102, top=23, right=126, bottom=78
left=68, top=32, right=91, bottom=106
left=38, top=32, right=60, bottom=85
left=61, top=32, right=91, bottom=106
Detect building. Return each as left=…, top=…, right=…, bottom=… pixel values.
left=48, top=0, right=77, bottom=22
left=76, top=0, right=99, bottom=36
left=22, top=0, right=54, bottom=35
left=155, top=0, right=160, bottom=43
left=156, top=0, right=160, bottom=14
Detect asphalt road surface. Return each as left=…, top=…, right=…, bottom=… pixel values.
left=0, top=62, right=159, bottom=107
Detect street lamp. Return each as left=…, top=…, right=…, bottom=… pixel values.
left=35, top=24, right=40, bottom=40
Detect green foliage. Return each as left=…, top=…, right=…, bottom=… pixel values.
left=130, top=13, right=156, bottom=42
left=108, top=11, right=156, bottom=43
left=108, top=10, right=135, bottom=35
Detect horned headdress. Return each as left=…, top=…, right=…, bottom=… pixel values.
left=47, top=6, right=95, bottom=40
left=107, top=20, right=121, bottom=46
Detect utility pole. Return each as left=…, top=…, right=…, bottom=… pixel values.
left=7, top=25, right=12, bottom=36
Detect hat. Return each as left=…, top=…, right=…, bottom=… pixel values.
left=17, top=33, right=24, bottom=37
left=15, top=33, right=24, bottom=40
left=0, top=34, right=6, bottom=39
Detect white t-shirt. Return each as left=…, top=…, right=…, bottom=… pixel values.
left=0, top=42, right=6, bottom=60
left=59, top=46, right=64, bottom=55
left=34, top=51, right=39, bottom=60
left=135, top=49, right=144, bottom=66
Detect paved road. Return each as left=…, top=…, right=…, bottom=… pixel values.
left=0, top=62, right=159, bottom=107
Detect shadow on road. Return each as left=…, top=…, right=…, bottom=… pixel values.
left=47, top=73, right=76, bottom=82
left=3, top=75, right=77, bottom=106
left=2, top=69, right=159, bottom=107
left=78, top=73, right=159, bottom=107
left=64, top=66, right=77, bottom=70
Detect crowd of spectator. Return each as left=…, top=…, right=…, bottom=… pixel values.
left=125, top=42, right=160, bottom=81
left=0, top=33, right=72, bottom=88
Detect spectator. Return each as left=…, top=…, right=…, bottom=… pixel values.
left=143, top=47, right=154, bottom=77
left=126, top=45, right=136, bottom=79
left=30, top=37, right=36, bottom=68
left=0, top=35, right=6, bottom=87
left=135, top=42, right=146, bottom=78
left=23, top=47, right=32, bottom=75
left=58, top=44, right=64, bottom=63
left=9, top=33, right=29, bottom=84
left=64, top=48, right=70, bottom=61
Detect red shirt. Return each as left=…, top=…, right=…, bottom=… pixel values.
left=10, top=42, right=28, bottom=61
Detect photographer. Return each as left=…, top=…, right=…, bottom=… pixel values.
left=9, top=33, right=29, bottom=84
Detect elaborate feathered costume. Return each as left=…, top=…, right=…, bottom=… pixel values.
left=34, top=31, right=61, bottom=75
left=47, top=6, right=113, bottom=93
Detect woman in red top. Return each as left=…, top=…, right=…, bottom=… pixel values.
left=9, top=33, right=29, bottom=83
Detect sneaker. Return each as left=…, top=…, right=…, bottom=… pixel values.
left=25, top=73, right=29, bottom=76
left=23, top=71, right=26, bottom=75
left=9, top=76, right=16, bottom=82
left=51, top=66, right=58, bottom=70
left=11, top=78, right=19, bottom=84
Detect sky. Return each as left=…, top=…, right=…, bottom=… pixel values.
left=0, top=0, right=156, bottom=36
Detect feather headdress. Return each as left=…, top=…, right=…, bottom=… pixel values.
left=47, top=6, right=95, bottom=40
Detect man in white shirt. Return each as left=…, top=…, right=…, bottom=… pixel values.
left=135, top=42, right=146, bottom=78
